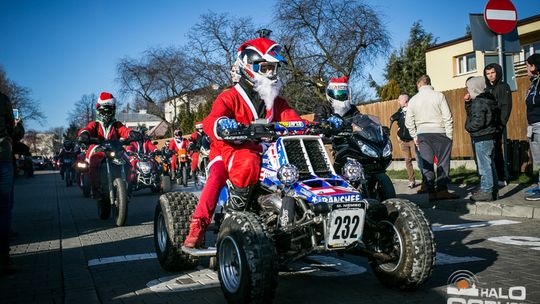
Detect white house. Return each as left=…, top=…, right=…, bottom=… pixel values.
left=116, top=109, right=164, bottom=131
left=162, top=85, right=220, bottom=123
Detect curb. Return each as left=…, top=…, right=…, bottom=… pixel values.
left=416, top=199, right=540, bottom=220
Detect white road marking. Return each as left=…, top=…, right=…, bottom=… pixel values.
left=432, top=220, right=520, bottom=232
left=88, top=253, right=157, bottom=267
left=435, top=252, right=485, bottom=265
left=488, top=236, right=540, bottom=251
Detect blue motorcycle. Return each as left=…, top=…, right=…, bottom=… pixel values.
left=153, top=120, right=435, bottom=303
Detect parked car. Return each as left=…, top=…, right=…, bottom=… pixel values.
left=32, top=155, right=47, bottom=169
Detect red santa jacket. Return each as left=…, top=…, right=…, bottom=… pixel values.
left=77, top=121, right=132, bottom=158
left=127, top=140, right=157, bottom=154
left=168, top=137, right=189, bottom=152
left=203, top=84, right=302, bottom=165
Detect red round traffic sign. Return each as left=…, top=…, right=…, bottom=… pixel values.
left=484, top=0, right=518, bottom=35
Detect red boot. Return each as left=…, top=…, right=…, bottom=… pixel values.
left=183, top=218, right=208, bottom=248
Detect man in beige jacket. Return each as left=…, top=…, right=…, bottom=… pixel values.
left=405, top=75, right=459, bottom=201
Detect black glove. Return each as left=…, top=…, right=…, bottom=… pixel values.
left=129, top=131, right=142, bottom=142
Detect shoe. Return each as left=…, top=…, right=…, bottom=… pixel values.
left=417, top=184, right=428, bottom=194
left=0, top=252, right=16, bottom=275
left=525, top=192, right=540, bottom=201
left=471, top=191, right=494, bottom=202
left=525, top=186, right=540, bottom=194
left=408, top=181, right=416, bottom=189
left=497, top=180, right=507, bottom=188
left=183, top=218, right=208, bottom=248
left=434, top=189, right=460, bottom=200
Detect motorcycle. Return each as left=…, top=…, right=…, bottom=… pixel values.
left=158, top=147, right=173, bottom=193
left=190, top=136, right=211, bottom=189
left=153, top=120, right=435, bottom=303
left=75, top=157, right=91, bottom=198
left=62, top=154, right=78, bottom=187
left=174, top=148, right=190, bottom=187
left=82, top=137, right=134, bottom=227
left=129, top=149, right=163, bottom=194
left=332, top=114, right=396, bottom=201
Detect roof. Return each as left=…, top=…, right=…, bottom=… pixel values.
left=147, top=120, right=169, bottom=138
left=426, top=13, right=540, bottom=52
left=116, top=112, right=163, bottom=123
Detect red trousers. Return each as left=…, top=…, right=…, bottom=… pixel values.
left=190, top=152, right=199, bottom=172
left=192, top=160, right=228, bottom=225
left=221, top=147, right=261, bottom=188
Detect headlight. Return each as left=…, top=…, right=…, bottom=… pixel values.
left=137, top=161, right=152, bottom=174
left=76, top=162, right=88, bottom=169
left=109, top=151, right=116, bottom=158
left=359, top=142, right=378, bottom=158
left=277, top=164, right=299, bottom=186
left=383, top=142, right=392, bottom=157
left=342, top=159, right=365, bottom=182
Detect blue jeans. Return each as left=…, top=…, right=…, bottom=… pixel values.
left=474, top=139, right=497, bottom=193
left=0, top=161, right=14, bottom=254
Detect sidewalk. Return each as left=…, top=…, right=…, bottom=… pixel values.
left=393, top=180, right=540, bottom=220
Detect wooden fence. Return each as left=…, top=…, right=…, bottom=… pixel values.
left=304, top=76, right=531, bottom=159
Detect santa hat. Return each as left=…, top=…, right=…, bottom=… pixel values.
left=195, top=122, right=203, bottom=129
left=96, top=92, right=116, bottom=109
left=328, top=76, right=349, bottom=87
left=237, top=37, right=285, bottom=63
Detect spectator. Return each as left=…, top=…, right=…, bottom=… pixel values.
left=390, top=94, right=420, bottom=188
left=405, top=75, right=459, bottom=201
left=524, top=54, right=540, bottom=201
left=484, top=63, right=512, bottom=185
left=0, top=92, right=24, bottom=275
left=464, top=76, right=500, bottom=202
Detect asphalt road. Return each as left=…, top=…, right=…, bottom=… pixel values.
left=1, top=171, right=539, bottom=304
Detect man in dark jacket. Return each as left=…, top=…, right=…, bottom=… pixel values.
left=464, top=77, right=500, bottom=202
left=0, top=92, right=24, bottom=274
left=483, top=63, right=512, bottom=184
left=524, top=54, right=540, bottom=201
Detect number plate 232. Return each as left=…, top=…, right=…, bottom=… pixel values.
left=326, top=208, right=365, bottom=249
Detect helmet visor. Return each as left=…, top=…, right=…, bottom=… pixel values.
left=327, top=89, right=349, bottom=101
left=252, top=62, right=279, bottom=77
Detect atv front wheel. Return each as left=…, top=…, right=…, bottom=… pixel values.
left=217, top=211, right=278, bottom=304
left=153, top=192, right=199, bottom=271
left=369, top=173, right=396, bottom=201
left=367, top=198, right=435, bottom=290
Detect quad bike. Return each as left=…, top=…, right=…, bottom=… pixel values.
left=174, top=148, right=190, bottom=187
left=80, top=137, right=134, bottom=227
left=128, top=149, right=163, bottom=194
left=332, top=114, right=396, bottom=201
left=153, top=120, right=435, bottom=304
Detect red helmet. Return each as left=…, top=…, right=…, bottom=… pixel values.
left=236, top=38, right=286, bottom=84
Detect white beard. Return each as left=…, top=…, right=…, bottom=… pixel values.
left=332, top=100, right=351, bottom=117
left=253, top=75, right=282, bottom=110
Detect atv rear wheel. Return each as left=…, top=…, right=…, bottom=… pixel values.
left=367, top=198, right=435, bottom=290
left=217, top=211, right=278, bottom=304
left=153, top=192, right=199, bottom=271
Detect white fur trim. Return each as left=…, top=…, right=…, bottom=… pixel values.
left=207, top=156, right=223, bottom=170
left=214, top=116, right=228, bottom=141
left=228, top=153, right=236, bottom=172
left=234, top=84, right=258, bottom=120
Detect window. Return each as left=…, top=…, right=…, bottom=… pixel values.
left=513, top=41, right=540, bottom=63
left=456, top=53, right=477, bottom=75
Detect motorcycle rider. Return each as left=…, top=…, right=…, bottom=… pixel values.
left=184, top=37, right=303, bottom=248
left=126, top=127, right=157, bottom=185
left=77, top=92, right=140, bottom=199
left=168, top=129, right=189, bottom=178
left=188, top=122, right=205, bottom=179
left=58, top=140, right=79, bottom=180
left=313, top=76, right=359, bottom=125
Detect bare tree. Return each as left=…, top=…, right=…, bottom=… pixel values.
left=0, top=66, right=46, bottom=124
left=67, top=93, right=97, bottom=127
left=187, top=12, right=256, bottom=88
left=275, top=0, right=390, bottom=111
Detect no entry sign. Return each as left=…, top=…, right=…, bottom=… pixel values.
left=484, top=0, right=518, bottom=35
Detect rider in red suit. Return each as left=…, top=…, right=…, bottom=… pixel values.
left=77, top=92, right=138, bottom=199
left=168, top=130, right=189, bottom=177
left=126, top=127, right=157, bottom=184
left=184, top=37, right=302, bottom=248
left=188, top=122, right=204, bottom=178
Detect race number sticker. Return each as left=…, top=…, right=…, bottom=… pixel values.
left=326, top=208, right=365, bottom=249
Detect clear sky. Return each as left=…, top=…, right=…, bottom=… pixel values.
left=1, top=0, right=538, bottom=131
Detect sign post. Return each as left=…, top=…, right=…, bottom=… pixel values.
left=483, top=0, right=518, bottom=183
